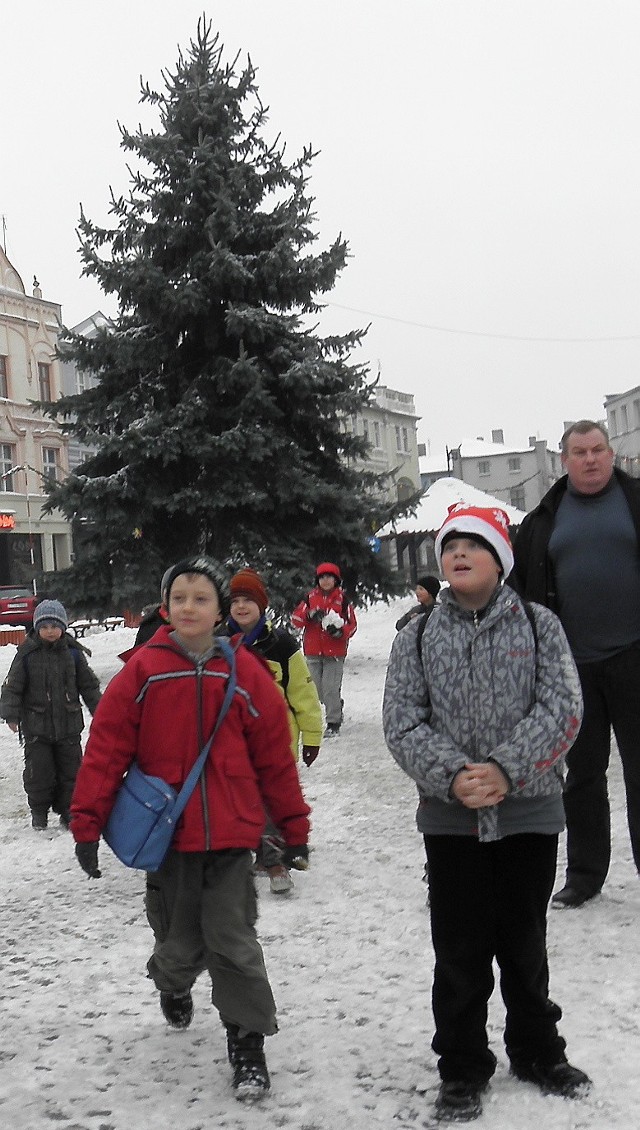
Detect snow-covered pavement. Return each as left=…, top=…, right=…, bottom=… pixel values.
left=0, top=600, right=638, bottom=1128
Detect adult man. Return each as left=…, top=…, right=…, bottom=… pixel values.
left=511, top=420, right=640, bottom=907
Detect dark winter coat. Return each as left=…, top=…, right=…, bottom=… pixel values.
left=291, top=586, right=357, bottom=658
left=383, top=585, right=583, bottom=841
left=0, top=632, right=102, bottom=742
left=395, top=602, right=436, bottom=632
left=71, top=626, right=311, bottom=851
left=510, top=468, right=640, bottom=610
left=134, top=604, right=169, bottom=648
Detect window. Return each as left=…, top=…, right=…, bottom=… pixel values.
left=634, top=400, right=640, bottom=428
left=395, top=425, right=402, bottom=451
left=76, top=368, right=87, bottom=394
left=42, top=447, right=60, bottom=482
left=478, top=460, right=490, bottom=476
left=401, top=427, right=409, bottom=453
left=610, top=409, right=617, bottom=437
left=0, top=356, right=7, bottom=399
left=510, top=486, right=526, bottom=510
left=362, top=419, right=369, bottom=441
left=0, top=444, right=17, bottom=492
left=621, top=405, right=629, bottom=432
left=38, top=362, right=52, bottom=402
left=373, top=421, right=381, bottom=448
left=508, top=457, right=521, bottom=472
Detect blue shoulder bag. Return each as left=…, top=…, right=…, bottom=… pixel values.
left=103, top=637, right=237, bottom=871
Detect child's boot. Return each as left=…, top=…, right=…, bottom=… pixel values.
left=226, top=1024, right=270, bottom=1100
left=30, top=807, right=48, bottom=830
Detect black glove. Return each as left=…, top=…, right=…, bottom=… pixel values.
left=75, top=841, right=101, bottom=879
left=308, top=608, right=324, bottom=623
left=302, top=745, right=320, bottom=767
left=325, top=623, right=343, bottom=638
left=282, top=844, right=309, bottom=871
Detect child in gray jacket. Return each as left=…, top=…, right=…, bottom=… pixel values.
left=383, top=504, right=590, bottom=1123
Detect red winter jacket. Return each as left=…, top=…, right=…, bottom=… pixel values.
left=71, top=628, right=310, bottom=851
left=291, top=586, right=357, bottom=658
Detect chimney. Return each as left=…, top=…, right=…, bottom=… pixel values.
left=528, top=436, right=536, bottom=447
left=491, top=429, right=504, bottom=445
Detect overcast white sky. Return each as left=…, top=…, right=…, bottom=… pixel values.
left=4, top=1, right=640, bottom=461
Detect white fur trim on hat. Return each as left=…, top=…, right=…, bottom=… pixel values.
left=434, top=505, right=514, bottom=578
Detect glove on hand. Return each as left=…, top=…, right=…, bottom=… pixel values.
left=282, top=844, right=309, bottom=871
left=325, top=624, right=343, bottom=638
left=75, top=841, right=101, bottom=879
left=302, top=745, right=320, bottom=767
left=308, top=607, right=325, bottom=623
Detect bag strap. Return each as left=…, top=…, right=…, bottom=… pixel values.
left=170, top=637, right=238, bottom=823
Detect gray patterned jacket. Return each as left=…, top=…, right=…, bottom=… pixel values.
left=382, top=584, right=583, bottom=841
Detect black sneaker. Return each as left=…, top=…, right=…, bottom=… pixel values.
left=226, top=1026, right=270, bottom=1100
left=434, top=1080, right=485, bottom=1122
left=159, top=990, right=193, bottom=1029
left=510, top=1059, right=591, bottom=1097
left=31, top=809, right=48, bottom=830
left=324, top=723, right=341, bottom=737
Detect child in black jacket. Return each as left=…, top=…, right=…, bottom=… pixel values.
left=0, top=599, right=101, bottom=829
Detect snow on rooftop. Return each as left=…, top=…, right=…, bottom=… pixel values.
left=378, top=476, right=528, bottom=536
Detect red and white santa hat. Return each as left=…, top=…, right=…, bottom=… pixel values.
left=434, top=504, right=514, bottom=577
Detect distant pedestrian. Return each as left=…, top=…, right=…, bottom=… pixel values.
left=383, top=505, right=590, bottom=1122
left=70, top=557, right=310, bottom=1101
left=395, top=574, right=441, bottom=631
left=291, top=562, right=357, bottom=737
left=133, top=566, right=173, bottom=647
left=0, top=599, right=101, bottom=830
left=227, top=567, right=322, bottom=895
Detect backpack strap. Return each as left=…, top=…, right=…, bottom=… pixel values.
left=522, top=600, right=539, bottom=654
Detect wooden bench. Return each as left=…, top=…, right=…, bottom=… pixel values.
left=69, top=620, right=95, bottom=639
left=101, top=616, right=125, bottom=631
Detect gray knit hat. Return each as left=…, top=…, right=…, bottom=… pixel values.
left=33, top=599, right=68, bottom=632
left=164, top=557, right=230, bottom=615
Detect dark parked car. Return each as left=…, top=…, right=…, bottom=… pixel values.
left=0, top=586, right=39, bottom=628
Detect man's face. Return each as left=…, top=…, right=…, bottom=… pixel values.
left=562, top=428, right=614, bottom=495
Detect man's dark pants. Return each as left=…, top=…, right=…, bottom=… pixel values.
left=425, top=833, right=565, bottom=1085
left=564, top=644, right=640, bottom=896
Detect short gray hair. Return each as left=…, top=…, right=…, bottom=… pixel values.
left=560, top=420, right=610, bottom=455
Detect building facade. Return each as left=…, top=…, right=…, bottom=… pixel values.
left=60, top=311, right=108, bottom=471
left=604, top=388, right=640, bottom=476
left=0, top=247, right=72, bottom=587
left=346, top=385, right=421, bottom=501
left=448, top=429, right=562, bottom=511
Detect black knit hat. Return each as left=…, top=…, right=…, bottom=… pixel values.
left=164, top=557, right=230, bottom=616
left=416, top=575, right=441, bottom=599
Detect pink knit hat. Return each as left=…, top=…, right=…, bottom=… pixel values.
left=434, top=504, right=514, bottom=577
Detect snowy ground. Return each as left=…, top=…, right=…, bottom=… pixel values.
left=0, top=599, right=638, bottom=1129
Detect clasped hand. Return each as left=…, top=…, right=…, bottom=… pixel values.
left=451, top=762, right=509, bottom=809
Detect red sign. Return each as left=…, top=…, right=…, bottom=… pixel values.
left=0, top=514, right=16, bottom=529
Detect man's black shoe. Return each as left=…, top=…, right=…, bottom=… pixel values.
left=510, top=1059, right=591, bottom=1098
left=160, top=990, right=193, bottom=1029
left=434, top=1080, right=485, bottom=1122
left=551, top=885, right=598, bottom=909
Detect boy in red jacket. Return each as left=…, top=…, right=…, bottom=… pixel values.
left=291, top=562, right=357, bottom=737
left=71, top=557, right=310, bottom=1102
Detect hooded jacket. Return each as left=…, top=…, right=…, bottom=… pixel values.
left=291, top=568, right=357, bottom=659
left=0, top=631, right=101, bottom=741
left=71, top=626, right=310, bottom=850
left=383, top=585, right=583, bottom=841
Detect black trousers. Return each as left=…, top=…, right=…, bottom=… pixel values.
left=425, top=833, right=565, bottom=1085
left=22, top=736, right=82, bottom=817
left=564, top=645, right=640, bottom=896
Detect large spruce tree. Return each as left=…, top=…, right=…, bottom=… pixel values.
left=46, top=20, right=408, bottom=615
